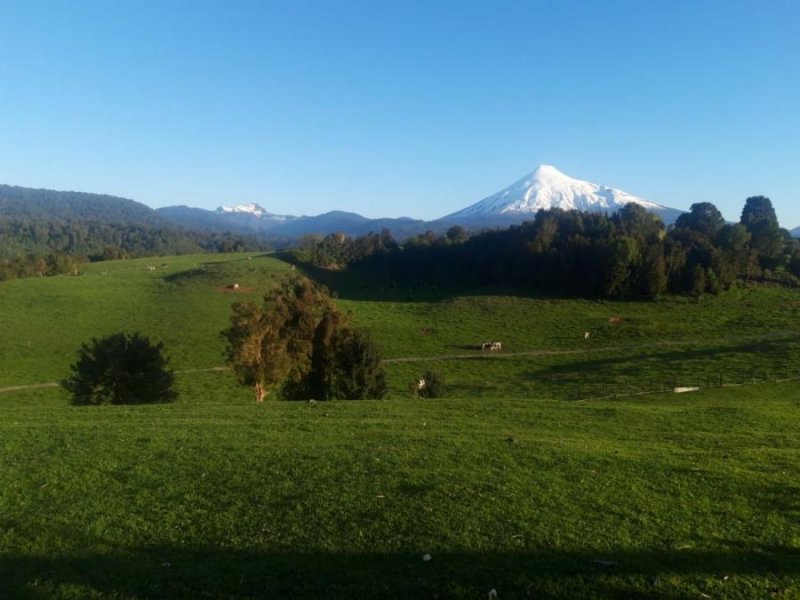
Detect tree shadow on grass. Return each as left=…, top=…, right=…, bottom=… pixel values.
left=527, top=338, right=798, bottom=381
left=162, top=254, right=276, bottom=285
left=278, top=254, right=563, bottom=305
left=2, top=543, right=798, bottom=599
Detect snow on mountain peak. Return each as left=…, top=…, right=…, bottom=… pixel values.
left=218, top=203, right=267, bottom=216
left=446, top=165, right=666, bottom=219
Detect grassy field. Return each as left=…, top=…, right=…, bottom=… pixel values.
left=2, top=253, right=800, bottom=598
left=0, top=253, right=291, bottom=388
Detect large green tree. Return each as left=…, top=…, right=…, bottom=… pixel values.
left=676, top=202, right=726, bottom=238
left=329, top=328, right=387, bottom=400
left=740, top=196, right=785, bottom=269
left=222, top=278, right=332, bottom=402
left=223, top=277, right=387, bottom=402
left=61, top=333, right=177, bottom=405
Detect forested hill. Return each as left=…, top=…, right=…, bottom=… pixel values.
left=0, top=184, right=164, bottom=226
left=0, top=185, right=270, bottom=277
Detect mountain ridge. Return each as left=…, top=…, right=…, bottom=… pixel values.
left=157, top=165, right=684, bottom=236
left=2, top=166, right=687, bottom=243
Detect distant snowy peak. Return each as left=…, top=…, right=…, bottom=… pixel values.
left=217, top=203, right=294, bottom=222
left=218, top=203, right=267, bottom=216
left=447, top=165, right=667, bottom=219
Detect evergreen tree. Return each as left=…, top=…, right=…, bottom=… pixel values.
left=330, top=328, right=387, bottom=400
left=740, top=196, right=785, bottom=269
left=62, top=333, right=177, bottom=405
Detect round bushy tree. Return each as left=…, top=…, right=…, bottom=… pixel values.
left=62, top=333, right=177, bottom=405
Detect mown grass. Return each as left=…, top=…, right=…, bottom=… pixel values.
left=2, top=254, right=800, bottom=598
left=2, top=381, right=800, bottom=598
left=329, top=275, right=800, bottom=399
left=0, top=253, right=292, bottom=387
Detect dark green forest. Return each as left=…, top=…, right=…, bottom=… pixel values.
left=295, top=197, right=800, bottom=299
left=0, top=185, right=270, bottom=281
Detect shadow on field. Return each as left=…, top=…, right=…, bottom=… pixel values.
left=2, top=544, right=798, bottom=599
left=529, top=338, right=796, bottom=380
left=280, top=255, right=552, bottom=304
left=162, top=255, right=274, bottom=285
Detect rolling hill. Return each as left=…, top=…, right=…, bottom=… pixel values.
left=0, top=184, right=166, bottom=226
left=1, top=253, right=800, bottom=598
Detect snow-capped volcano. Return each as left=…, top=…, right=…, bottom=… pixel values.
left=445, top=165, right=668, bottom=220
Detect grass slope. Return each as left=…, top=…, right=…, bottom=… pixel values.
left=0, top=253, right=292, bottom=387
left=1, top=254, right=800, bottom=598
left=2, top=384, right=799, bottom=598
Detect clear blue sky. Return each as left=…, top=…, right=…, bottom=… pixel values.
left=2, top=0, right=799, bottom=227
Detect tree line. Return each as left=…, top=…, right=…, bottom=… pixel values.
left=0, top=217, right=271, bottom=281
left=295, top=196, right=799, bottom=299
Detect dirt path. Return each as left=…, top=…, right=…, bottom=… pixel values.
left=0, top=382, right=60, bottom=394
left=0, top=366, right=231, bottom=395
left=383, top=330, right=800, bottom=363
left=2, top=330, right=799, bottom=393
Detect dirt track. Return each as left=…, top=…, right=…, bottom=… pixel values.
left=2, top=331, right=799, bottom=393
left=383, top=330, right=800, bottom=363
left=0, top=367, right=231, bottom=394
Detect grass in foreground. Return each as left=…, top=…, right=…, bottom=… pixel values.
left=1, top=379, right=799, bottom=599
left=3, top=254, right=800, bottom=598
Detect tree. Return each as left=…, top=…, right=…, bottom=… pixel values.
left=222, top=278, right=332, bottom=402
left=302, top=309, right=348, bottom=401
left=637, top=242, right=667, bottom=299
left=675, top=202, right=726, bottom=238
left=740, top=196, right=784, bottom=269
left=446, top=225, right=468, bottom=245
left=330, top=328, right=387, bottom=400
left=603, top=236, right=639, bottom=298
left=61, top=333, right=177, bottom=405
left=789, top=247, right=800, bottom=278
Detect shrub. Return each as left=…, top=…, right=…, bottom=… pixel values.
left=61, top=333, right=177, bottom=405
left=417, top=370, right=446, bottom=399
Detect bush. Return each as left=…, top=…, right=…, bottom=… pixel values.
left=61, top=333, right=177, bottom=405
left=331, top=328, right=387, bottom=399
left=416, top=370, right=446, bottom=399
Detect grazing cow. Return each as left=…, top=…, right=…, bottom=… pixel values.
left=584, top=331, right=591, bottom=340
left=481, top=341, right=502, bottom=351
left=417, top=378, right=426, bottom=390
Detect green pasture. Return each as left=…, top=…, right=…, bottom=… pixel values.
left=2, top=383, right=800, bottom=598
left=0, top=253, right=292, bottom=387
left=2, top=253, right=800, bottom=598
